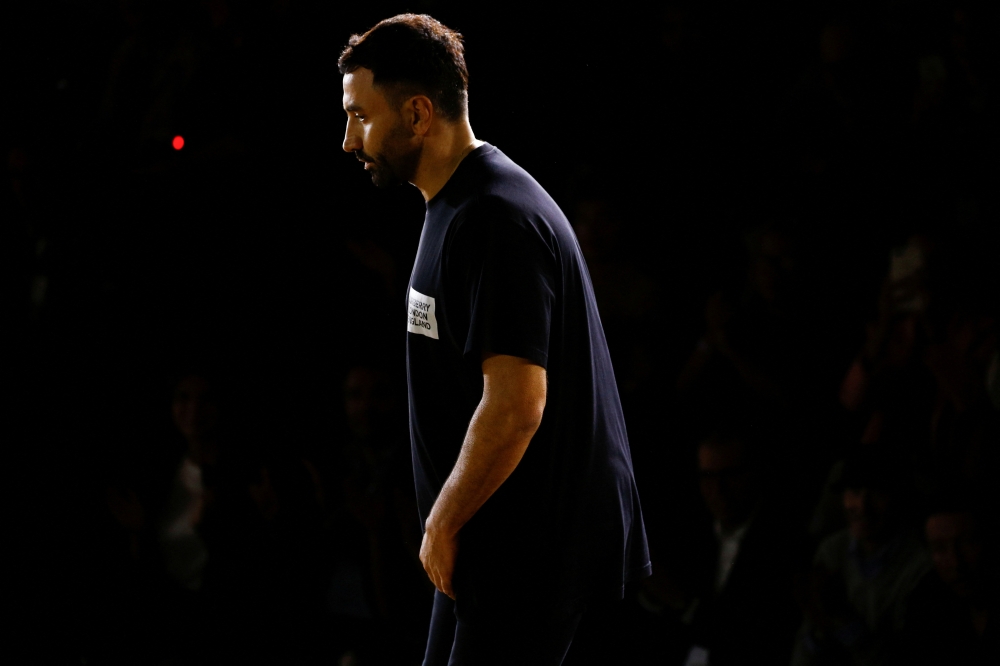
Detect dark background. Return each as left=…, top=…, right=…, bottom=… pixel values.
left=6, top=1, right=999, bottom=664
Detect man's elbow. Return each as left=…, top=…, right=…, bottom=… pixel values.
left=522, top=398, right=546, bottom=434
left=486, top=394, right=544, bottom=442
left=509, top=396, right=545, bottom=439
left=480, top=353, right=547, bottom=441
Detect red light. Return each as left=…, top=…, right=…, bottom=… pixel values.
left=172, top=135, right=185, bottom=150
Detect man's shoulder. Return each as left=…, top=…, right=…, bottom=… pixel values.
left=439, top=146, right=572, bottom=254
left=448, top=187, right=559, bottom=240
left=742, top=503, right=812, bottom=562
left=814, top=528, right=851, bottom=568
left=463, top=147, right=561, bottom=216
left=892, top=532, right=933, bottom=584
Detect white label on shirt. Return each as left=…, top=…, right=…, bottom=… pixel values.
left=683, top=646, right=710, bottom=666
left=407, top=287, right=439, bottom=340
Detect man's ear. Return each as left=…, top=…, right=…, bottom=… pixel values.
left=404, top=95, right=434, bottom=136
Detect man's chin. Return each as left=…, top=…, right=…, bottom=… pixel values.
left=370, top=169, right=403, bottom=189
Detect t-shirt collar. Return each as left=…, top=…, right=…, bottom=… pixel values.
left=427, top=142, right=496, bottom=206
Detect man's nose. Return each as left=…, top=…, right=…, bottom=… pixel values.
left=941, top=545, right=959, bottom=570
left=700, top=476, right=721, bottom=498
left=343, top=125, right=362, bottom=153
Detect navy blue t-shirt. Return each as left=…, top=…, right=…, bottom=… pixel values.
left=406, top=144, right=650, bottom=604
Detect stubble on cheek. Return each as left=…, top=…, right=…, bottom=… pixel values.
left=382, top=120, right=421, bottom=185
left=369, top=159, right=394, bottom=188
left=361, top=115, right=420, bottom=188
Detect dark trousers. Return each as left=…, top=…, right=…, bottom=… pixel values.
left=423, top=590, right=586, bottom=666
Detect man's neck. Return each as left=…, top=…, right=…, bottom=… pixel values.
left=717, top=501, right=760, bottom=535
left=857, top=532, right=894, bottom=557
left=187, top=437, right=218, bottom=467
left=411, top=119, right=483, bottom=201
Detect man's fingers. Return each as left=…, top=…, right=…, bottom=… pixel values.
left=421, top=557, right=441, bottom=592
left=419, top=529, right=457, bottom=598
left=427, top=565, right=454, bottom=599
left=437, top=563, right=454, bottom=598
left=433, top=568, right=451, bottom=597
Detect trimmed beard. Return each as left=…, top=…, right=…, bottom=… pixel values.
left=361, top=120, right=421, bottom=188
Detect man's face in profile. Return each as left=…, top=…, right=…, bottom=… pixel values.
left=698, top=439, right=758, bottom=530
left=926, top=511, right=984, bottom=598
left=843, top=486, right=892, bottom=543
left=342, top=68, right=420, bottom=187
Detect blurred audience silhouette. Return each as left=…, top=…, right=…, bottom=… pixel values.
left=12, top=1, right=1000, bottom=665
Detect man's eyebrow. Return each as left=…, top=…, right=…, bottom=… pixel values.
left=344, top=103, right=362, bottom=113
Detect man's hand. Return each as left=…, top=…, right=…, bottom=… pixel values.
left=418, top=353, right=546, bottom=601
left=420, top=522, right=458, bottom=599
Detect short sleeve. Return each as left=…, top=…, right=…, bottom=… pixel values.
left=813, top=530, right=849, bottom=570
left=447, top=199, right=556, bottom=369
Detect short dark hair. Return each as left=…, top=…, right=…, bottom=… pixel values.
left=338, top=14, right=469, bottom=121
left=697, top=416, right=772, bottom=472
left=836, top=444, right=909, bottom=494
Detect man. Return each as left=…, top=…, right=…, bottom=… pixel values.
left=791, top=445, right=931, bottom=666
left=679, top=426, right=806, bottom=666
left=900, top=499, right=999, bottom=665
left=338, top=14, right=650, bottom=665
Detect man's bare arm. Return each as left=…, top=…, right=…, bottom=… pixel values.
left=419, top=352, right=546, bottom=598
